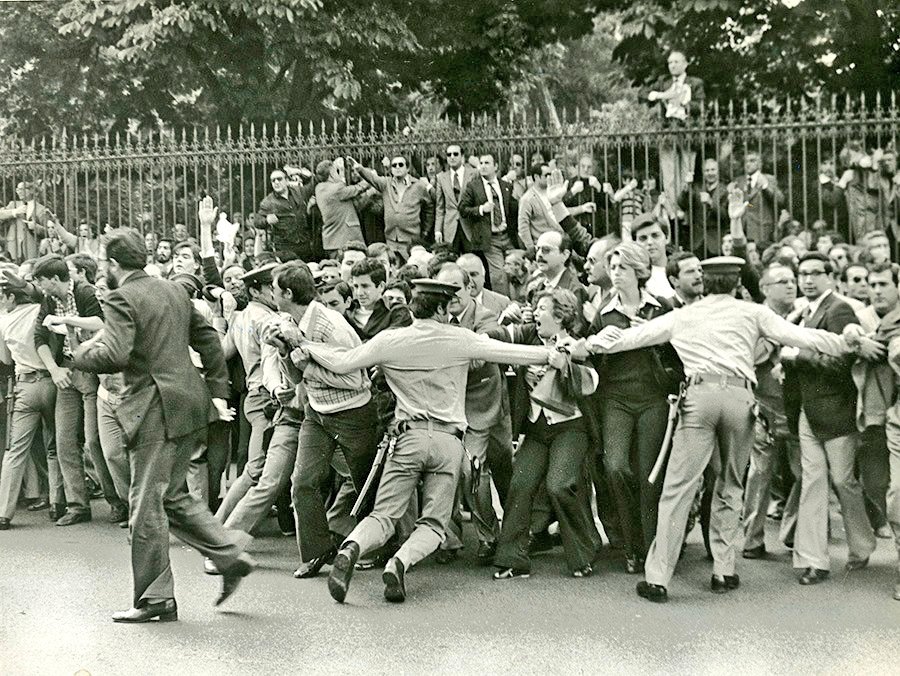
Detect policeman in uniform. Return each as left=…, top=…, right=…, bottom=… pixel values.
left=581, top=256, right=873, bottom=602
left=299, top=278, right=553, bottom=603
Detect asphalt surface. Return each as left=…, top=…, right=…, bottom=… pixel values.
left=1, top=503, right=898, bottom=676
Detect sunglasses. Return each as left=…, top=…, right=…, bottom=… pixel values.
left=271, top=176, right=286, bottom=182
left=391, top=162, right=406, bottom=168
left=446, top=151, right=460, bottom=157
left=848, top=276, right=867, bottom=283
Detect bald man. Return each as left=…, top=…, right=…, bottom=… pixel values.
left=457, top=253, right=510, bottom=318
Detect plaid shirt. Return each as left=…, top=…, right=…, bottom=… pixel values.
left=282, top=301, right=371, bottom=414
left=50, top=280, right=80, bottom=359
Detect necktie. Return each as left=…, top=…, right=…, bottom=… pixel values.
left=452, top=171, right=460, bottom=199
left=450, top=316, right=460, bottom=325
left=488, top=182, right=502, bottom=231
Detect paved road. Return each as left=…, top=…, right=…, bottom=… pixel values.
left=1, top=505, right=897, bottom=676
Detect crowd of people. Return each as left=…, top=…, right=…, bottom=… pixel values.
left=0, top=52, right=899, bottom=623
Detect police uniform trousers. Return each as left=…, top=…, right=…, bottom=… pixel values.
left=128, top=394, right=247, bottom=607
left=345, top=426, right=463, bottom=570
left=645, top=380, right=756, bottom=587
left=0, top=374, right=63, bottom=519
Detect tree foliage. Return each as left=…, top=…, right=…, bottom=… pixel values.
left=608, top=0, right=900, bottom=103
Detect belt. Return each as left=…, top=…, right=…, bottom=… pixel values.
left=16, top=371, right=50, bottom=383
left=399, top=419, right=464, bottom=439
left=688, top=372, right=753, bottom=390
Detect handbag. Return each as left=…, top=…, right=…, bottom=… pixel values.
left=529, top=350, right=583, bottom=418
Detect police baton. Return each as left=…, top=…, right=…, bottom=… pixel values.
left=648, top=383, right=685, bottom=485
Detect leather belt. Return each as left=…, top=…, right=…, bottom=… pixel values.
left=16, top=371, right=50, bottom=383
left=399, top=419, right=464, bottom=439
left=688, top=372, right=753, bottom=390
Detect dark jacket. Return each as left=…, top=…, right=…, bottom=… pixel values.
left=34, top=280, right=103, bottom=362
left=345, top=297, right=412, bottom=342
left=257, top=185, right=311, bottom=252
left=459, top=176, right=519, bottom=250
left=784, top=292, right=858, bottom=440
left=73, top=271, right=228, bottom=443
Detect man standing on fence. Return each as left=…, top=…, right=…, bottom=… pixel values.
left=257, top=169, right=313, bottom=262
left=645, top=51, right=705, bottom=205
left=0, top=182, right=55, bottom=262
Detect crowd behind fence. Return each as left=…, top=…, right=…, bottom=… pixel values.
left=0, top=93, right=897, bottom=254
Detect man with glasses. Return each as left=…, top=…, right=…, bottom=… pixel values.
left=257, top=169, right=312, bottom=262
left=742, top=264, right=801, bottom=559
left=459, top=154, right=519, bottom=295
left=503, top=154, right=529, bottom=200
left=349, top=155, right=433, bottom=262
left=783, top=253, right=876, bottom=585
left=435, top=145, right=476, bottom=252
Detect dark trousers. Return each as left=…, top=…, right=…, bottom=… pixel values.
left=601, top=397, right=668, bottom=559
left=292, top=401, right=380, bottom=562
left=128, top=399, right=245, bottom=607
left=495, top=414, right=598, bottom=573
left=859, top=425, right=890, bottom=529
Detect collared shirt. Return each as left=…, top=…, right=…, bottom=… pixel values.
left=599, top=289, right=661, bottom=317
left=543, top=268, right=566, bottom=290
left=481, top=177, right=507, bottom=233
left=801, top=289, right=833, bottom=326
left=305, top=318, right=548, bottom=432
left=646, top=266, right=675, bottom=299
left=450, top=166, right=466, bottom=193
left=749, top=170, right=763, bottom=190
left=589, top=294, right=850, bottom=384
left=226, top=300, right=275, bottom=392
left=0, top=303, right=45, bottom=374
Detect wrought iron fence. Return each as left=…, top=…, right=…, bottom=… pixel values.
left=0, top=92, right=897, bottom=256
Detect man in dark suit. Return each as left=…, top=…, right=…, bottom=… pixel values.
left=645, top=50, right=705, bottom=201
left=433, top=263, right=513, bottom=565
left=73, top=218, right=254, bottom=623
left=733, top=151, right=785, bottom=244
left=677, top=159, right=729, bottom=256
left=783, top=253, right=876, bottom=585
left=435, top=144, right=477, bottom=253
left=459, top=153, right=518, bottom=296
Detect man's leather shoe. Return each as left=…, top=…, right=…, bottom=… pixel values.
left=293, top=547, right=337, bottom=579
left=875, top=524, right=892, bottom=539
left=742, top=545, right=766, bottom=560
left=799, top=568, right=830, bottom=585
left=0, top=518, right=10, bottom=530
left=845, top=557, right=869, bottom=572
left=109, top=504, right=128, bottom=524
left=203, top=558, right=221, bottom=576
left=382, top=557, right=406, bottom=603
left=56, top=510, right=91, bottom=526
left=328, top=541, right=360, bottom=603
left=215, top=554, right=255, bottom=606
left=112, top=599, right=178, bottom=623
left=435, top=548, right=459, bottom=565
left=476, top=541, right=497, bottom=566
left=27, top=498, right=49, bottom=512
left=49, top=504, right=65, bottom=521
left=636, top=580, right=668, bottom=603
left=711, top=574, right=740, bottom=593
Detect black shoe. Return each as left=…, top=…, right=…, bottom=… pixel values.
left=328, top=541, right=360, bottom=603
left=799, top=568, right=830, bottom=585
left=86, top=478, right=103, bottom=500
left=49, top=504, right=65, bottom=521
left=711, top=574, right=740, bottom=593
left=27, top=498, right=50, bottom=512
left=636, top=580, right=668, bottom=603
left=435, top=548, right=459, bottom=565
left=476, top=541, right=497, bottom=566
left=112, top=599, right=178, bottom=623
left=0, top=518, right=10, bottom=530
left=492, top=567, right=530, bottom=580
left=845, top=557, right=869, bottom=572
left=109, top=504, right=128, bottom=524
left=216, top=554, right=255, bottom=606
left=742, top=545, right=766, bottom=560
left=382, top=557, right=406, bottom=603
left=56, top=510, right=91, bottom=526
left=528, top=530, right=554, bottom=554
left=293, top=547, right=337, bottom=579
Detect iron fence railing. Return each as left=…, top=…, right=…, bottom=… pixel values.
left=0, top=92, right=897, bottom=255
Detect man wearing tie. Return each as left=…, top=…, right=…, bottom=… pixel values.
left=459, top=154, right=518, bottom=296
left=435, top=144, right=475, bottom=253
left=733, top=152, right=785, bottom=244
